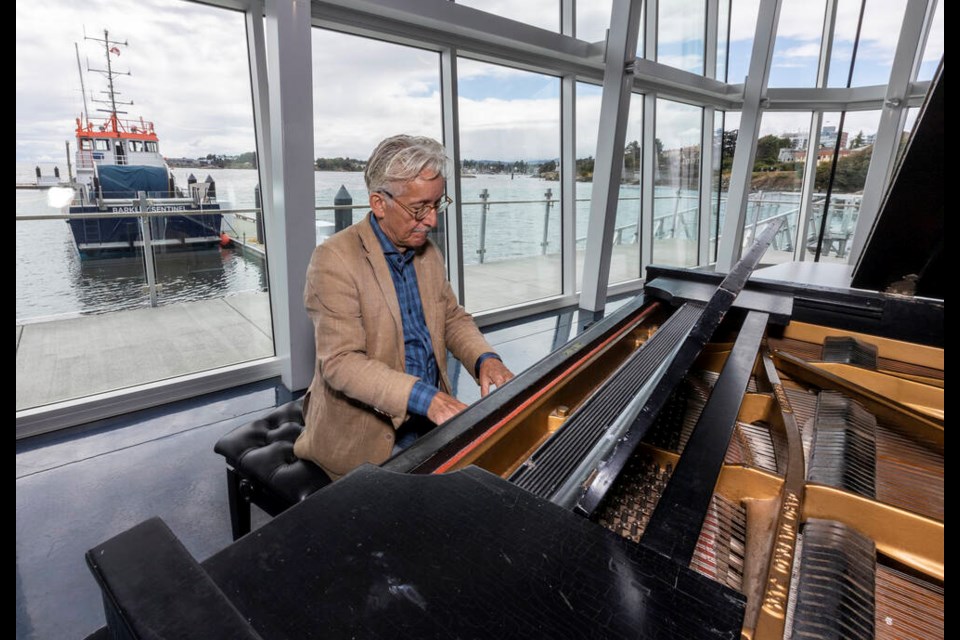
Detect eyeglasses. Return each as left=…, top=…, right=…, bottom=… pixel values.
left=380, top=189, right=452, bottom=221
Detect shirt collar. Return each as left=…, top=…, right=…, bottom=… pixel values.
left=369, top=214, right=415, bottom=267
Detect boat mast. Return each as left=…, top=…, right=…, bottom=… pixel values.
left=75, top=42, right=89, bottom=124
left=85, top=29, right=132, bottom=135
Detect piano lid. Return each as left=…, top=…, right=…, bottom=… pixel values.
left=852, top=62, right=944, bottom=299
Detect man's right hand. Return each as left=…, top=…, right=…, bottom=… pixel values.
left=426, top=391, right=468, bottom=425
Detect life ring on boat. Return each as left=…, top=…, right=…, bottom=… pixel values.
left=219, top=233, right=233, bottom=247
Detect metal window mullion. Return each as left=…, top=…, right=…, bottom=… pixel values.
left=639, top=0, right=657, bottom=278
left=698, top=105, right=714, bottom=266
left=578, top=0, right=643, bottom=312
left=698, top=0, right=718, bottom=266
left=794, top=112, right=824, bottom=261
left=849, top=0, right=930, bottom=265
left=263, top=0, right=315, bottom=391
left=640, top=92, right=656, bottom=277
left=561, top=0, right=576, bottom=295
left=439, top=47, right=465, bottom=304
left=715, top=0, right=781, bottom=272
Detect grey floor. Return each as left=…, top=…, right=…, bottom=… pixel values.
left=16, top=299, right=631, bottom=640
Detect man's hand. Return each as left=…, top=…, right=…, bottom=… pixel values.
left=479, top=357, right=514, bottom=397
left=426, top=391, right=469, bottom=425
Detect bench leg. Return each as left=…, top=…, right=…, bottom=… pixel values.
left=225, top=467, right=251, bottom=540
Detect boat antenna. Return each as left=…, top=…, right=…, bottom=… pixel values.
left=85, top=28, right=132, bottom=136
left=75, top=42, right=90, bottom=123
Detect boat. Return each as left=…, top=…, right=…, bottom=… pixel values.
left=66, top=30, right=222, bottom=260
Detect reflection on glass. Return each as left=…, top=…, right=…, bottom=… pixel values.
left=917, top=0, right=943, bottom=81
left=312, top=30, right=441, bottom=245
left=458, top=58, right=561, bottom=313
left=654, top=99, right=701, bottom=267
left=657, top=0, right=705, bottom=74
left=577, top=0, right=612, bottom=43
left=457, top=0, right=559, bottom=33
left=830, top=0, right=908, bottom=87
left=743, top=112, right=813, bottom=263
left=804, top=110, right=882, bottom=262
left=575, top=86, right=644, bottom=289
left=768, top=0, right=826, bottom=88
left=726, top=0, right=760, bottom=84
left=16, top=0, right=267, bottom=411
left=716, top=0, right=730, bottom=80
left=711, top=111, right=740, bottom=262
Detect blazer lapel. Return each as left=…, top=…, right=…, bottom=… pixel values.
left=358, top=216, right=403, bottom=355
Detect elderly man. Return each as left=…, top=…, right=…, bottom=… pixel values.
left=294, top=135, right=514, bottom=479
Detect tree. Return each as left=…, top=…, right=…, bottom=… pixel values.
left=538, top=160, right=557, bottom=175
left=815, top=145, right=872, bottom=191
left=576, top=156, right=594, bottom=178
left=623, top=140, right=641, bottom=173
left=754, top=134, right=792, bottom=170
left=721, top=129, right=738, bottom=172
left=850, top=130, right=865, bottom=149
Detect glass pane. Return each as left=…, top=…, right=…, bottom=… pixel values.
left=768, top=0, right=827, bottom=88
left=726, top=0, right=761, bottom=84
left=16, top=0, right=266, bottom=411
left=711, top=111, right=741, bottom=262
left=457, top=0, right=559, bottom=33
left=657, top=0, right=705, bottom=74
left=576, top=86, right=644, bottom=289
left=716, top=0, right=730, bottom=80
left=830, top=0, right=909, bottom=87
left=312, top=30, right=441, bottom=246
left=458, top=59, right=561, bottom=313
left=654, top=99, right=701, bottom=267
left=577, top=0, right=612, bottom=43
left=805, top=110, right=882, bottom=262
left=917, top=0, right=943, bottom=81
left=744, top=112, right=814, bottom=263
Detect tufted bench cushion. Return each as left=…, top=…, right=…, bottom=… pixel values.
left=214, top=398, right=331, bottom=539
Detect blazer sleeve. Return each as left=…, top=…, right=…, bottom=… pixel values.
left=304, top=241, right=416, bottom=424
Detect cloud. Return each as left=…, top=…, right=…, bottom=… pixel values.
left=17, top=0, right=255, bottom=161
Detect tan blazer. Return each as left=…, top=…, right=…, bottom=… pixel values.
left=294, top=214, right=495, bottom=478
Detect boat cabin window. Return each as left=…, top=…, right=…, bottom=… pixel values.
left=129, top=140, right=144, bottom=152
left=144, top=141, right=158, bottom=153
left=93, top=139, right=110, bottom=151
left=79, top=139, right=93, bottom=151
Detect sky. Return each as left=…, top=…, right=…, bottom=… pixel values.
left=16, top=0, right=943, bottom=164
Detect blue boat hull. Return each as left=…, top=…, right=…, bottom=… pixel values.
left=68, top=204, right=223, bottom=260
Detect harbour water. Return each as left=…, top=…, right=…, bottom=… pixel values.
left=20, top=161, right=837, bottom=324
left=16, top=163, right=647, bottom=323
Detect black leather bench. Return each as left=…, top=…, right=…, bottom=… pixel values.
left=214, top=398, right=331, bottom=540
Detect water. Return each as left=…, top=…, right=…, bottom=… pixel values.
left=20, top=161, right=775, bottom=322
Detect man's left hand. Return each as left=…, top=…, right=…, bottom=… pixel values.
left=479, top=357, right=514, bottom=397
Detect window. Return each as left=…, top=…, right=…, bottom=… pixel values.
left=829, top=0, right=909, bottom=87
left=457, top=58, right=562, bottom=312
left=657, top=0, right=705, bottom=74
left=768, top=0, right=827, bottom=88
left=16, top=0, right=264, bottom=412
left=747, top=112, right=814, bottom=264
left=916, top=0, right=943, bottom=81
left=457, top=0, right=560, bottom=33
left=711, top=110, right=740, bottom=262
left=804, top=110, right=882, bottom=261
left=145, top=141, right=158, bottom=153
left=654, top=99, right=701, bottom=267
left=311, top=29, right=441, bottom=246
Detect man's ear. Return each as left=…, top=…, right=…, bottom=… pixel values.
left=370, top=191, right=387, bottom=218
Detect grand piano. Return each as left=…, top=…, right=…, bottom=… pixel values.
left=85, top=69, right=943, bottom=639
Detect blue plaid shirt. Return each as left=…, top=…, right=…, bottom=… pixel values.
left=370, top=216, right=499, bottom=418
